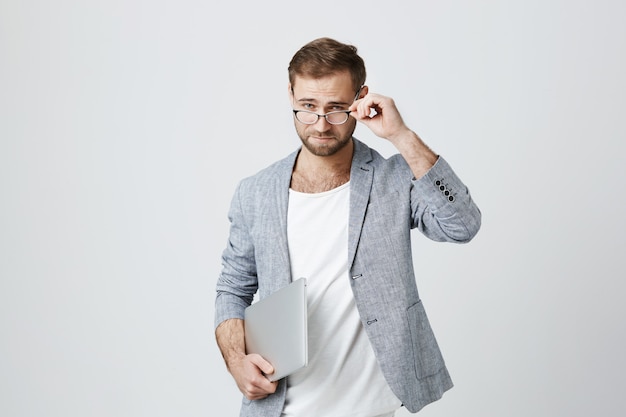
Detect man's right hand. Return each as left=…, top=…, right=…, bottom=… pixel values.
left=229, top=352, right=278, bottom=400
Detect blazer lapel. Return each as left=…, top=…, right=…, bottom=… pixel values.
left=348, top=139, right=374, bottom=269
left=271, top=150, right=299, bottom=288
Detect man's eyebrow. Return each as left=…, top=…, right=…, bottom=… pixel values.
left=327, top=100, right=351, bottom=106
left=297, top=97, right=351, bottom=106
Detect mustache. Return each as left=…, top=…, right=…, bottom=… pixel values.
left=309, top=129, right=335, bottom=137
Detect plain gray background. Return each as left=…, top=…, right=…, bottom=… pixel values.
left=1, top=1, right=625, bottom=416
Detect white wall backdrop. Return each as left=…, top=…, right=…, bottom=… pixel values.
left=1, top=1, right=625, bottom=416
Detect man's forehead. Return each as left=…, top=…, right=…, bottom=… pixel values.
left=291, top=73, right=354, bottom=100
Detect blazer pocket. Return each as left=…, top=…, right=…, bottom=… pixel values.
left=407, top=300, right=446, bottom=379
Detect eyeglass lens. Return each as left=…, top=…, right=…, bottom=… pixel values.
left=296, top=111, right=349, bottom=125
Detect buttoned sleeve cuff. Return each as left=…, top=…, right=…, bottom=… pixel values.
left=413, top=157, right=463, bottom=203
left=411, top=156, right=481, bottom=242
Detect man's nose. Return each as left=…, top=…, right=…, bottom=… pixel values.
left=315, top=114, right=331, bottom=127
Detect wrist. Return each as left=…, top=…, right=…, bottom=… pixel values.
left=386, top=126, right=414, bottom=144
left=225, top=350, right=246, bottom=372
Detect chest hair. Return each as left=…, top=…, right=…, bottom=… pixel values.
left=290, top=170, right=350, bottom=193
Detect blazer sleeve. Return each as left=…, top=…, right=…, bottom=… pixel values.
left=214, top=180, right=259, bottom=329
left=410, top=157, right=481, bottom=243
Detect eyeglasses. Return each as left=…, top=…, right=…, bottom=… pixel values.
left=291, top=86, right=363, bottom=126
left=292, top=109, right=352, bottom=125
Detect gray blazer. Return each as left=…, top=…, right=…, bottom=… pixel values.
left=215, top=138, right=481, bottom=416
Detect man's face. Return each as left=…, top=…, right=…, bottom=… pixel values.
left=290, top=71, right=357, bottom=157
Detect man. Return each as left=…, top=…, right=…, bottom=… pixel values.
left=215, top=37, right=481, bottom=416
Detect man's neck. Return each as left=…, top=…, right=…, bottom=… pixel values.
left=290, top=142, right=353, bottom=193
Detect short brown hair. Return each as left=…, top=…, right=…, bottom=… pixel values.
left=288, top=37, right=366, bottom=94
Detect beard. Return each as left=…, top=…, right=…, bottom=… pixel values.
left=295, top=120, right=356, bottom=157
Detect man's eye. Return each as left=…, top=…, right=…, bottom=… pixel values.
left=303, top=103, right=314, bottom=109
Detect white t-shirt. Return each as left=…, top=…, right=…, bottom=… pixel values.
left=282, top=182, right=401, bottom=417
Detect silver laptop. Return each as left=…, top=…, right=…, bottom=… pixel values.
left=244, top=278, right=308, bottom=382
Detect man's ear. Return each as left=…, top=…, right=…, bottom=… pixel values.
left=358, top=85, right=369, bottom=99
